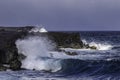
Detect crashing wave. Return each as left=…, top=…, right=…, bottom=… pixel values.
left=29, top=25, right=47, bottom=33
left=82, top=39, right=113, bottom=50
left=15, top=36, right=62, bottom=72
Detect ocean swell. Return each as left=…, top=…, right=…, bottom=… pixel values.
left=15, top=33, right=120, bottom=74
left=59, top=59, right=120, bottom=76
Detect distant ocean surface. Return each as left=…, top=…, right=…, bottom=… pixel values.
left=1, top=31, right=120, bottom=80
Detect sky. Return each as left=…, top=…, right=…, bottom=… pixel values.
left=0, top=0, right=120, bottom=31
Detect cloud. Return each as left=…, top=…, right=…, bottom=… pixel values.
left=0, top=0, right=120, bottom=30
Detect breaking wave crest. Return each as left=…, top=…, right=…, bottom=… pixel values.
left=82, top=39, right=113, bottom=50
left=15, top=35, right=117, bottom=73
left=16, top=36, right=62, bottom=72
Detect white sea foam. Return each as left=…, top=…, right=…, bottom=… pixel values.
left=29, top=25, right=47, bottom=33
left=16, top=36, right=61, bottom=72
left=82, top=39, right=113, bottom=50
left=89, top=42, right=112, bottom=50
left=15, top=35, right=113, bottom=72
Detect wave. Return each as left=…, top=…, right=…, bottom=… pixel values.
left=29, top=25, right=48, bottom=33
left=15, top=36, right=60, bottom=72
left=82, top=39, right=113, bottom=50
left=22, top=58, right=62, bottom=72
left=15, top=34, right=119, bottom=73
left=59, top=59, right=120, bottom=75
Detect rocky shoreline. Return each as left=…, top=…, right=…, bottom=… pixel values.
left=0, top=26, right=96, bottom=71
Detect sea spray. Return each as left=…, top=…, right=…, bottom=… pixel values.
left=82, top=39, right=113, bottom=50
left=29, top=25, right=48, bottom=33
left=89, top=42, right=112, bottom=50
left=16, top=36, right=62, bottom=72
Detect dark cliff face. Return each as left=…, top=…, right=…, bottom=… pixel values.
left=48, top=32, right=83, bottom=48
left=0, top=26, right=33, bottom=70
left=29, top=32, right=83, bottom=49
left=0, top=27, right=83, bottom=70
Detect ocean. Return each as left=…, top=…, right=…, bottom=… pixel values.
left=1, top=31, right=120, bottom=80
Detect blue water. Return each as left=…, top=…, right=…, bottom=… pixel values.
left=1, top=31, right=120, bottom=80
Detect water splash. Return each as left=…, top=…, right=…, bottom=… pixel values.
left=82, top=39, right=113, bottom=50
left=16, top=36, right=61, bottom=72
left=29, top=25, right=48, bottom=33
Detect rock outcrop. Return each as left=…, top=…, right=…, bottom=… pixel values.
left=0, top=26, right=33, bottom=70
left=48, top=32, right=83, bottom=49
left=0, top=26, right=94, bottom=71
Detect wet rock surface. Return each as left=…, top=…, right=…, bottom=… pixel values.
left=48, top=32, right=84, bottom=48
left=0, top=27, right=91, bottom=71
left=0, top=27, right=32, bottom=70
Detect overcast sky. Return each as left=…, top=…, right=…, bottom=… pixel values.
left=0, top=0, right=120, bottom=31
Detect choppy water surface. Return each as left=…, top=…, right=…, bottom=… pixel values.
left=1, top=31, right=120, bottom=80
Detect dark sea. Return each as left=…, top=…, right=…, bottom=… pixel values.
left=1, top=31, right=120, bottom=80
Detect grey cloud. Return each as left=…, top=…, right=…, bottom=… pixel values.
left=0, top=0, right=120, bottom=30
